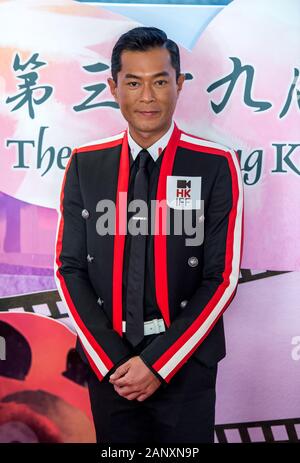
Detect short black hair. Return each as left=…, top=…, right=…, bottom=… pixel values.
left=111, top=26, right=181, bottom=82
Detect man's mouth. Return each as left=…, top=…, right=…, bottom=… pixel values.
left=137, top=111, right=160, bottom=117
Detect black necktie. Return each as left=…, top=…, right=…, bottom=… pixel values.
left=125, top=149, right=153, bottom=347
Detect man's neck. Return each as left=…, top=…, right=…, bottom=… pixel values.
left=128, top=122, right=173, bottom=149
left=127, top=120, right=175, bottom=162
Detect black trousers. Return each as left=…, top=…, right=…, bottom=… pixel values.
left=87, top=335, right=217, bottom=444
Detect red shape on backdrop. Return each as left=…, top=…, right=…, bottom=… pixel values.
left=0, top=312, right=96, bottom=443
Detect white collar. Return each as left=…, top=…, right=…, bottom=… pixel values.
left=127, top=120, right=175, bottom=162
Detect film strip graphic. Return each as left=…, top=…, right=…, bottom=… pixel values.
left=0, top=289, right=68, bottom=321
left=215, top=417, right=300, bottom=443
left=238, top=269, right=290, bottom=284
left=0, top=269, right=291, bottom=319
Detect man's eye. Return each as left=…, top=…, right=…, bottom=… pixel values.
left=128, top=82, right=139, bottom=87
left=155, top=80, right=168, bottom=86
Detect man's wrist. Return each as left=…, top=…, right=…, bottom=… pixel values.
left=139, top=354, right=168, bottom=388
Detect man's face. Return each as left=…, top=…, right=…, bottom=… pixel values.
left=108, top=47, right=185, bottom=141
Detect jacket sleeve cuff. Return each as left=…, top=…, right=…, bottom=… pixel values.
left=139, top=353, right=168, bottom=388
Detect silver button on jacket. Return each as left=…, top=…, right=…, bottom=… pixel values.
left=180, top=300, right=188, bottom=309
left=81, top=209, right=89, bottom=219
left=188, top=256, right=198, bottom=267
left=97, top=297, right=104, bottom=307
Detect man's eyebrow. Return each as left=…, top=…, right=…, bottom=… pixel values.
left=124, top=71, right=170, bottom=79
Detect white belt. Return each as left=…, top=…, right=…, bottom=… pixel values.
left=122, top=318, right=166, bottom=336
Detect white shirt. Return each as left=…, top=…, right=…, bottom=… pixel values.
left=127, top=120, right=175, bottom=162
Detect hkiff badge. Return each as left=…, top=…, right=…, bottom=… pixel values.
left=167, top=176, right=202, bottom=210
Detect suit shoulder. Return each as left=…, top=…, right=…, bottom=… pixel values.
left=179, top=131, right=242, bottom=184
left=75, top=130, right=125, bottom=154
left=179, top=131, right=235, bottom=158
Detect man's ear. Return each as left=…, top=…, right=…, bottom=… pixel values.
left=177, top=73, right=185, bottom=94
left=107, top=77, right=118, bottom=102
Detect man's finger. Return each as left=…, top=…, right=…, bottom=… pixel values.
left=126, top=392, right=142, bottom=401
left=114, top=385, right=142, bottom=395
left=110, top=365, right=130, bottom=380
left=136, top=394, right=148, bottom=402
left=114, top=385, right=143, bottom=397
left=111, top=377, right=130, bottom=387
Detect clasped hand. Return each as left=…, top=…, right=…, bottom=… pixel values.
left=109, top=356, right=161, bottom=401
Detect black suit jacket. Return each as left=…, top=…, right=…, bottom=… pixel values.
left=54, top=122, right=244, bottom=384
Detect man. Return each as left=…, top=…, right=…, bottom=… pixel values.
left=55, top=27, right=243, bottom=443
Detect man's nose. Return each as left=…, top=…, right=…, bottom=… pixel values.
left=140, top=83, right=155, bottom=102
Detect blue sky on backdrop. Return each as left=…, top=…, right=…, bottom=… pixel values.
left=75, top=0, right=232, bottom=49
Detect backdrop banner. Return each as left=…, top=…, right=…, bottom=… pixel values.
left=0, top=0, right=299, bottom=443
